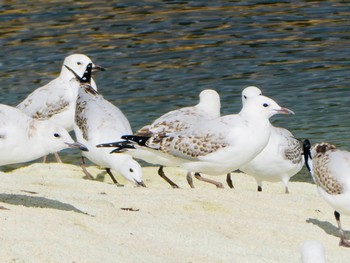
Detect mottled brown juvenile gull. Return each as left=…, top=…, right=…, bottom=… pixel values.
left=105, top=89, right=222, bottom=188
left=71, top=63, right=145, bottom=187
left=17, top=54, right=104, bottom=162
left=304, top=140, right=350, bottom=247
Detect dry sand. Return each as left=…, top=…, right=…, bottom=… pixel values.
left=0, top=163, right=349, bottom=262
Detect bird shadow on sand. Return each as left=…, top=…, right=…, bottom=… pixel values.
left=0, top=193, right=92, bottom=216
left=306, top=218, right=350, bottom=238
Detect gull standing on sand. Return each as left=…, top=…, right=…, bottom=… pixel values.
left=69, top=63, right=145, bottom=187
left=16, top=54, right=104, bottom=162
left=98, top=95, right=294, bottom=180
left=0, top=104, right=87, bottom=166
left=235, top=86, right=303, bottom=193
left=109, top=89, right=223, bottom=188
left=303, top=140, right=350, bottom=247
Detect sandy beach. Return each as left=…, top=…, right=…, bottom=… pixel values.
left=0, top=163, right=349, bottom=262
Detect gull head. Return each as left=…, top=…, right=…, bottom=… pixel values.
left=241, top=86, right=262, bottom=105
left=37, top=121, right=88, bottom=154
left=116, top=157, right=146, bottom=187
left=311, top=142, right=337, bottom=159
left=197, top=89, right=221, bottom=118
left=241, top=95, right=294, bottom=119
left=61, top=54, right=105, bottom=82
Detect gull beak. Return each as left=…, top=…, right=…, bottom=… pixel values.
left=277, top=107, right=295, bottom=115
left=66, top=141, right=89, bottom=152
left=136, top=181, right=146, bottom=187
left=92, top=64, right=106, bottom=72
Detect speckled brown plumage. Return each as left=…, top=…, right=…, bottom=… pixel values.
left=33, top=98, right=70, bottom=120
left=312, top=143, right=343, bottom=195
left=284, top=137, right=303, bottom=164
left=75, top=96, right=89, bottom=141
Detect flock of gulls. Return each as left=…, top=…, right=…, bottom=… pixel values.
left=1, top=54, right=349, bottom=250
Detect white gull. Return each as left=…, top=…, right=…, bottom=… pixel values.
left=238, top=86, right=303, bottom=193
left=70, top=63, right=145, bottom=187
left=303, top=140, right=350, bottom=247
left=0, top=104, right=87, bottom=166
left=99, top=95, right=294, bottom=178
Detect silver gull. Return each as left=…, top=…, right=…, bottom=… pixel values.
left=238, top=86, right=303, bottom=193
left=0, top=104, right=87, bottom=166
left=70, top=63, right=145, bottom=187
left=100, top=89, right=222, bottom=188
left=303, top=140, right=350, bottom=247
left=16, top=54, right=104, bottom=162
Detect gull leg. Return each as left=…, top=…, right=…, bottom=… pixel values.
left=106, top=168, right=124, bottom=187
left=158, top=166, right=179, bottom=189
left=186, top=172, right=195, bottom=188
left=54, top=152, right=63, bottom=163
left=194, top=173, right=224, bottom=188
left=42, top=155, right=48, bottom=163
left=334, top=211, right=350, bottom=247
left=80, top=155, right=95, bottom=180
left=285, top=186, right=290, bottom=194
left=257, top=185, right=263, bottom=192
left=226, top=173, right=234, bottom=189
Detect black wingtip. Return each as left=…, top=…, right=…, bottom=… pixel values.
left=80, top=63, right=92, bottom=84
left=303, top=139, right=311, bottom=153
left=121, top=135, right=149, bottom=146
left=64, top=63, right=92, bottom=84
left=96, top=140, right=136, bottom=153
left=303, top=139, right=312, bottom=172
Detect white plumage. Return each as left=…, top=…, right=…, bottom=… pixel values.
left=73, top=63, right=145, bottom=186
left=0, top=104, right=87, bottom=166
left=239, top=86, right=303, bottom=193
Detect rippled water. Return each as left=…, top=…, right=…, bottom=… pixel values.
left=1, top=1, right=349, bottom=182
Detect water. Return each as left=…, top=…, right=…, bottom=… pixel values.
left=0, top=1, right=349, bottom=182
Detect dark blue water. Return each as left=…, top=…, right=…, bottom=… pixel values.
left=1, top=1, right=349, bottom=181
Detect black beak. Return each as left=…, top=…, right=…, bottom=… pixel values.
left=66, top=141, right=89, bottom=152
left=136, top=181, right=146, bottom=187
left=92, top=64, right=106, bottom=72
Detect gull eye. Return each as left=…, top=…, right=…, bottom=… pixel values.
left=54, top=133, right=60, bottom=138
left=77, top=62, right=82, bottom=65
left=244, top=95, right=247, bottom=99
left=129, top=168, right=134, bottom=173
left=263, top=103, right=269, bottom=107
